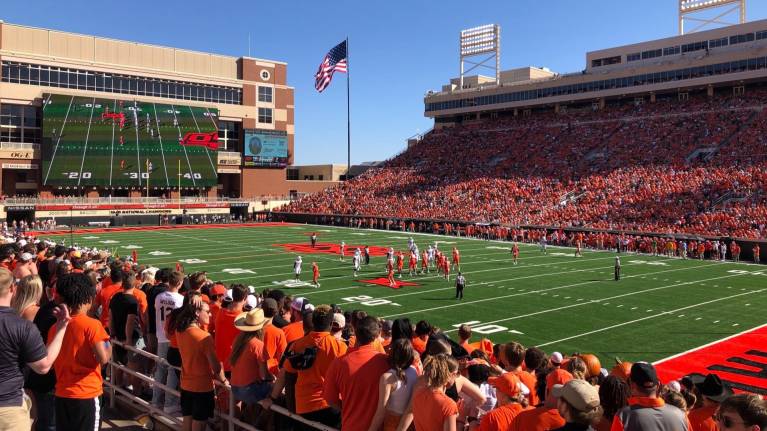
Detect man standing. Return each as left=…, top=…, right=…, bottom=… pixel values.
left=455, top=272, right=466, bottom=300
left=310, top=233, right=317, bottom=248
left=294, top=256, right=302, bottom=282
left=151, top=271, right=184, bottom=412
left=614, top=256, right=621, bottom=281
left=611, top=363, right=690, bottom=431
left=323, top=316, right=389, bottom=431
left=312, top=262, right=320, bottom=288
left=689, top=374, right=732, bottom=431
left=0, top=269, right=69, bottom=430
left=364, top=246, right=370, bottom=265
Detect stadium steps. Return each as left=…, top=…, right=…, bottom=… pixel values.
left=688, top=109, right=761, bottom=163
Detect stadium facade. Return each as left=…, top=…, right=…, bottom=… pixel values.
left=425, top=18, right=767, bottom=125
left=0, top=20, right=338, bottom=201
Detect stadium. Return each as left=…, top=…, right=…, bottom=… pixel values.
left=0, top=1, right=766, bottom=431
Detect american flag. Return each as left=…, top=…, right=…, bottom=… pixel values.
left=315, top=40, right=347, bottom=93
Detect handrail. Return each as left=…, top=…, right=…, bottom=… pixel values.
left=1, top=196, right=292, bottom=205
left=109, top=340, right=339, bottom=431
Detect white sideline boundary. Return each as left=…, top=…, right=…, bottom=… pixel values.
left=652, top=322, right=767, bottom=365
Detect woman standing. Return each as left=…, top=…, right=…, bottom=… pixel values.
left=369, top=339, right=418, bottom=431
left=230, top=308, right=271, bottom=422
left=11, top=275, right=43, bottom=321
left=171, top=293, right=228, bottom=431
left=406, top=353, right=459, bottom=431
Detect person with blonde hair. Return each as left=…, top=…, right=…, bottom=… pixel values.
left=11, top=275, right=43, bottom=322
left=404, top=353, right=460, bottom=431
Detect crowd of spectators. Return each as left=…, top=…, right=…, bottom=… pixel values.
left=283, top=90, right=767, bottom=240
left=0, top=234, right=764, bottom=431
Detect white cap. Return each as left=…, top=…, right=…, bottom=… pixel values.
left=551, top=352, right=564, bottom=364
left=304, top=303, right=315, bottom=313
left=332, top=313, right=346, bottom=329
left=19, top=252, right=35, bottom=261
left=224, top=289, right=233, bottom=301
left=291, top=297, right=308, bottom=311
left=668, top=380, right=682, bottom=392
left=245, top=295, right=259, bottom=309
left=18, top=240, right=27, bottom=247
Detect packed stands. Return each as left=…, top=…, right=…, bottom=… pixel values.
left=283, top=89, right=767, bottom=239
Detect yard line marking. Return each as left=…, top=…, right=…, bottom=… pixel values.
left=152, top=103, right=170, bottom=186
left=402, top=265, right=736, bottom=321
left=43, top=95, right=75, bottom=184
left=77, top=98, right=96, bottom=186
left=537, top=289, right=764, bottom=347
left=713, top=320, right=720, bottom=323
left=171, top=104, right=196, bottom=187
left=132, top=100, right=142, bottom=186
left=109, top=99, right=117, bottom=186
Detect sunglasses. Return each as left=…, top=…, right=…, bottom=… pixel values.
left=714, top=413, right=747, bottom=428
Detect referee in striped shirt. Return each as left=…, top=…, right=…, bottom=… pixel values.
left=455, top=272, right=466, bottom=300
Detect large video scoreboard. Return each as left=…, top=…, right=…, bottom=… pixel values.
left=42, top=94, right=220, bottom=188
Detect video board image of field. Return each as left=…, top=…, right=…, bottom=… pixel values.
left=42, top=94, right=219, bottom=188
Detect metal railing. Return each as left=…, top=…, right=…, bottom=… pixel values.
left=107, top=340, right=339, bottom=431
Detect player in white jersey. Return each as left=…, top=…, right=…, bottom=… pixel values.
left=540, top=234, right=548, bottom=254
left=340, top=241, right=346, bottom=261
left=408, top=237, right=415, bottom=251
left=353, top=251, right=361, bottom=277
left=294, top=256, right=303, bottom=281
left=387, top=247, right=395, bottom=262
left=427, top=245, right=435, bottom=267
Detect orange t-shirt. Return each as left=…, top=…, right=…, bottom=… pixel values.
left=689, top=405, right=718, bottom=431
left=48, top=313, right=109, bottom=399
left=460, top=340, right=476, bottom=354
left=132, top=289, right=148, bottom=329
left=348, top=336, right=386, bottom=354
left=479, top=403, right=528, bottom=431
left=214, top=305, right=242, bottom=371
left=411, top=387, right=458, bottom=431
left=283, top=321, right=305, bottom=344
left=283, top=331, right=348, bottom=414
left=411, top=336, right=427, bottom=355
left=208, top=302, right=222, bottom=334
left=263, top=323, right=287, bottom=375
left=510, top=369, right=539, bottom=406
left=511, top=406, right=565, bottom=431
left=323, top=344, right=390, bottom=431
left=95, top=281, right=122, bottom=328
left=177, top=326, right=215, bottom=393
left=230, top=336, right=265, bottom=387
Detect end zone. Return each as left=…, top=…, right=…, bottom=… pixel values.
left=654, top=323, right=767, bottom=395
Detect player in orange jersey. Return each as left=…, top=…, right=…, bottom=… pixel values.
left=387, top=265, right=395, bottom=288
left=120, top=159, right=126, bottom=170
left=451, top=247, right=461, bottom=272
left=396, top=251, right=404, bottom=278
left=312, top=262, right=320, bottom=288
left=512, top=242, right=520, bottom=265
left=420, top=249, right=429, bottom=274
left=443, top=257, right=451, bottom=281
left=575, top=240, right=582, bottom=258
left=408, top=251, right=417, bottom=276
left=753, top=244, right=760, bottom=264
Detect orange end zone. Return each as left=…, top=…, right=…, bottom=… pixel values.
left=654, top=323, right=767, bottom=395
left=30, top=222, right=296, bottom=236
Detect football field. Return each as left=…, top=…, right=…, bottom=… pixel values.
left=49, top=224, right=767, bottom=366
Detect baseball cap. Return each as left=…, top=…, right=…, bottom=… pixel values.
left=546, top=368, right=574, bottom=392
left=332, top=313, right=346, bottom=329
left=303, top=303, right=315, bottom=313
left=488, top=373, right=522, bottom=398
left=291, top=297, right=308, bottom=311
left=210, top=283, right=226, bottom=296
left=260, top=298, right=279, bottom=316
left=552, top=379, right=600, bottom=411
left=245, top=295, right=259, bottom=310
left=19, top=252, right=35, bottom=262
left=550, top=352, right=564, bottom=365
left=630, top=362, right=659, bottom=388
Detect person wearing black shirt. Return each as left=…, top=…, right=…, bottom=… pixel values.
left=0, top=268, right=69, bottom=430
left=109, top=272, right=141, bottom=394
left=24, top=299, right=60, bottom=431
left=145, top=268, right=169, bottom=356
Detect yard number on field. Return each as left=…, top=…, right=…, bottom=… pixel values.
left=341, top=295, right=401, bottom=307
left=453, top=320, right=524, bottom=335
left=65, top=172, right=92, bottom=179
left=222, top=268, right=256, bottom=275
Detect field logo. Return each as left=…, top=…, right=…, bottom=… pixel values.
left=655, top=324, right=767, bottom=395
left=357, top=278, right=420, bottom=289
left=181, top=132, right=219, bottom=150
left=273, top=243, right=389, bottom=256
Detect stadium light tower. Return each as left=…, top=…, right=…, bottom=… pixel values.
left=679, top=0, right=746, bottom=35
left=459, top=24, right=501, bottom=89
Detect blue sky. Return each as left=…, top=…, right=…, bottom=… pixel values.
left=3, top=0, right=766, bottom=164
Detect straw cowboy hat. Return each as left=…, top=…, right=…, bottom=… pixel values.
left=234, top=308, right=270, bottom=332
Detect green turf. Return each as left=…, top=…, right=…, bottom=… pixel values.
left=47, top=224, right=767, bottom=365
left=41, top=94, right=218, bottom=188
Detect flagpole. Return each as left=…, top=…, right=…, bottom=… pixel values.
left=346, top=37, right=351, bottom=180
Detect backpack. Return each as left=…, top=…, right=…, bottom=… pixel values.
left=284, top=334, right=330, bottom=370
